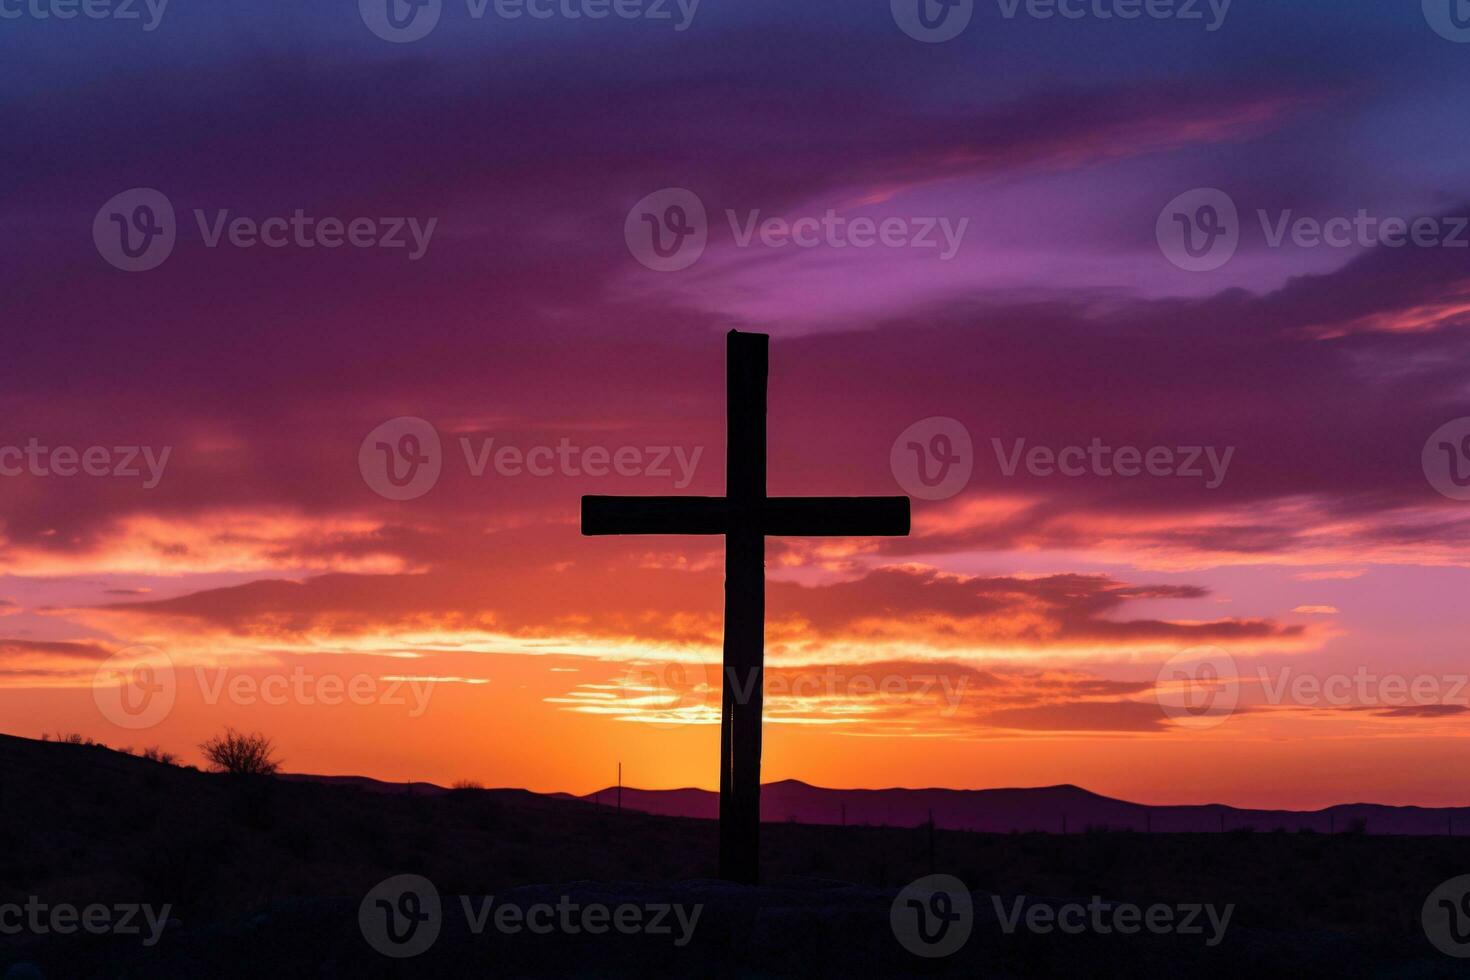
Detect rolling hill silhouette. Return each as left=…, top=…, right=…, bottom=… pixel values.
left=4, top=733, right=1468, bottom=977
left=569, top=778, right=1470, bottom=836
left=275, top=772, right=1470, bottom=836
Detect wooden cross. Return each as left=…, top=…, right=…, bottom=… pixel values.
left=582, top=329, right=910, bottom=884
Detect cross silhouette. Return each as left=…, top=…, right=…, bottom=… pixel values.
left=582, top=329, right=910, bottom=884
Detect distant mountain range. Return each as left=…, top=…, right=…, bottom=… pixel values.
left=284, top=772, right=1470, bottom=835
left=564, top=780, right=1470, bottom=835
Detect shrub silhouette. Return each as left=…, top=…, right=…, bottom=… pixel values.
left=142, top=746, right=180, bottom=766
left=200, top=728, right=281, bottom=776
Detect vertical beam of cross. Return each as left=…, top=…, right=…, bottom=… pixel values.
left=720, top=330, right=766, bottom=881
left=582, top=330, right=910, bottom=885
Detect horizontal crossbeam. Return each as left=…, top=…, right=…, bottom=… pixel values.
left=581, top=496, right=728, bottom=535
left=762, top=496, right=910, bottom=536
left=581, top=495, right=910, bottom=537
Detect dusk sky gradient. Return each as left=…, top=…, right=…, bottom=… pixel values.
left=3, top=0, right=1470, bottom=808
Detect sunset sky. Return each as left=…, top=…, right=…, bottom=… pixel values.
left=4, top=0, right=1470, bottom=809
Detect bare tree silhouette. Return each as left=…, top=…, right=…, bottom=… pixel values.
left=200, top=728, right=281, bottom=776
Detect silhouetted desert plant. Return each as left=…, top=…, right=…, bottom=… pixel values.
left=142, top=746, right=180, bottom=766
left=199, top=728, right=281, bottom=776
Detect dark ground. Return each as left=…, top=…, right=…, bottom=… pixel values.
left=1, top=734, right=1467, bottom=978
